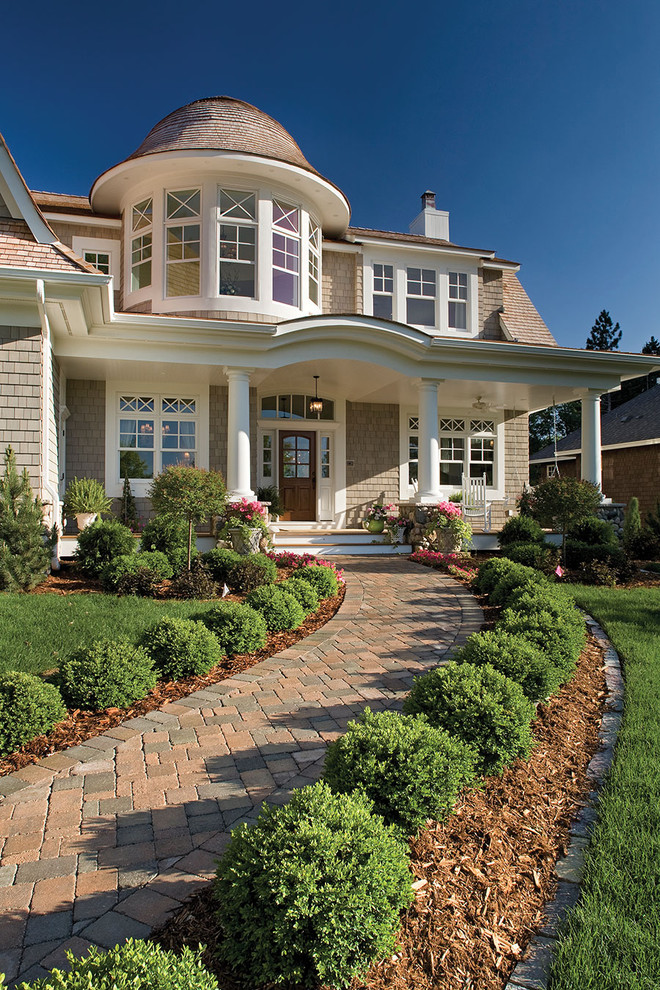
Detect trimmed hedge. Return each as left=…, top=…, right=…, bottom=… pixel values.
left=452, top=629, right=562, bottom=701
left=100, top=551, right=173, bottom=592
left=245, top=584, right=304, bottom=631
left=229, top=554, right=277, bottom=593
left=0, top=671, right=67, bottom=756
left=403, top=661, right=536, bottom=776
left=146, top=616, right=225, bottom=680
left=473, top=557, right=520, bottom=596
left=279, top=576, right=319, bottom=615
left=75, top=520, right=135, bottom=576
left=488, top=564, right=548, bottom=607
left=203, top=601, right=267, bottom=654
left=498, top=606, right=585, bottom=682
left=202, top=547, right=241, bottom=584
left=59, top=639, right=157, bottom=710
left=293, top=562, right=339, bottom=598
left=213, top=781, right=413, bottom=988
left=498, top=515, right=545, bottom=547
left=323, top=708, right=477, bottom=835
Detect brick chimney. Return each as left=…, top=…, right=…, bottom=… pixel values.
left=409, top=190, right=449, bottom=240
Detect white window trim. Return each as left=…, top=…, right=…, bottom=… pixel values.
left=218, top=187, right=258, bottom=301
left=105, top=382, right=209, bottom=498
left=72, top=237, right=121, bottom=282
left=163, top=186, right=202, bottom=300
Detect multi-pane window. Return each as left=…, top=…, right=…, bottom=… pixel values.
left=308, top=218, right=320, bottom=305
left=406, top=268, right=436, bottom=327
left=448, top=272, right=468, bottom=329
left=440, top=436, right=465, bottom=486
left=272, top=200, right=300, bottom=306
left=408, top=416, right=419, bottom=486
left=373, top=263, right=394, bottom=319
left=262, top=434, right=273, bottom=479
left=118, top=395, right=196, bottom=479
left=437, top=418, right=495, bottom=487
left=282, top=434, right=310, bottom=479
left=260, top=394, right=335, bottom=421
left=165, top=189, right=201, bottom=297
left=219, top=189, right=257, bottom=298
left=321, top=436, right=331, bottom=479
left=131, top=198, right=152, bottom=291
left=84, top=251, right=110, bottom=274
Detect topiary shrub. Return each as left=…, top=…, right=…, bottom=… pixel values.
left=498, top=515, right=545, bottom=547
left=498, top=607, right=585, bottom=682
left=203, top=601, right=267, bottom=654
left=169, top=559, right=218, bottom=599
left=229, top=554, right=277, bottom=593
left=146, top=616, right=225, bottom=680
left=501, top=541, right=560, bottom=574
left=403, top=661, right=535, bottom=776
left=75, top=519, right=136, bottom=576
left=100, top=551, right=173, bottom=592
left=11, top=939, right=218, bottom=990
left=0, top=672, right=67, bottom=756
left=140, top=516, right=193, bottom=572
left=279, top=575, right=319, bottom=615
left=245, top=584, right=304, bottom=631
left=489, top=563, right=548, bottom=606
left=213, top=781, right=413, bottom=988
left=202, top=547, right=241, bottom=584
left=323, top=708, right=477, bottom=835
left=293, top=562, right=339, bottom=598
left=59, top=639, right=157, bottom=710
left=473, top=556, right=519, bottom=596
left=452, top=629, right=562, bottom=701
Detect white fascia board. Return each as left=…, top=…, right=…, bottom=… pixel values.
left=321, top=240, right=362, bottom=254
left=349, top=235, right=495, bottom=261
left=0, top=265, right=111, bottom=287
left=481, top=259, right=520, bottom=272
left=43, top=212, right=121, bottom=228
left=0, top=138, right=56, bottom=244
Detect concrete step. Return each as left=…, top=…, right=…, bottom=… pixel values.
left=271, top=542, right=412, bottom=557
left=272, top=529, right=387, bottom=546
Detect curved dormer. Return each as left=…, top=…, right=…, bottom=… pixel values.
left=90, top=97, right=351, bottom=320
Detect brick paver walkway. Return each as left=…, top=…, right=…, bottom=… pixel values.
left=0, top=558, right=482, bottom=985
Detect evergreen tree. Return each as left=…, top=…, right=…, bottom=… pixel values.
left=529, top=401, right=581, bottom=454
left=586, top=310, right=622, bottom=351
left=642, top=336, right=660, bottom=356
left=0, top=447, right=52, bottom=591
left=120, top=474, right=139, bottom=531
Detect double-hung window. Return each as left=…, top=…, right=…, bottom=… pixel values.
left=469, top=420, right=495, bottom=485
left=84, top=251, right=110, bottom=274
left=118, top=395, right=197, bottom=479
left=219, top=189, right=257, bottom=298
left=373, top=263, right=394, bottom=319
left=308, top=217, right=320, bottom=305
left=439, top=419, right=466, bottom=486
left=448, top=272, right=468, bottom=329
left=272, top=200, right=300, bottom=306
left=406, top=267, right=436, bottom=327
left=438, top=418, right=495, bottom=487
left=165, top=189, right=201, bottom=297
left=131, top=198, right=152, bottom=291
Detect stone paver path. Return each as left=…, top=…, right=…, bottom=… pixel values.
left=0, top=558, right=482, bottom=985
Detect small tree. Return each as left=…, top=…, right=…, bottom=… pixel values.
left=623, top=496, right=642, bottom=549
left=642, top=336, right=660, bottom=356
left=586, top=310, right=622, bottom=351
left=529, top=477, right=601, bottom=564
left=0, top=447, right=52, bottom=590
left=149, top=466, right=226, bottom=570
left=119, top=474, right=139, bottom=531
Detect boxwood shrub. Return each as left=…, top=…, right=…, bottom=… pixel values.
left=567, top=517, right=618, bottom=548
left=323, top=708, right=477, bottom=835
left=0, top=671, right=67, bottom=756
left=203, top=601, right=267, bottom=654
left=293, top=562, right=339, bottom=598
left=245, top=584, right=304, bottom=631
left=488, top=563, right=548, bottom=607
left=498, top=606, right=585, bottom=681
left=403, top=661, right=536, bottom=776
left=59, top=639, right=157, bottom=710
left=229, top=554, right=277, bottom=592
left=146, top=616, right=225, bottom=680
left=12, top=939, right=218, bottom=990
left=501, top=541, right=560, bottom=573
left=140, top=516, right=193, bottom=573
left=498, top=515, right=545, bottom=547
left=473, top=556, right=520, bottom=596
left=75, top=520, right=135, bottom=576
left=279, top=575, right=319, bottom=615
left=100, top=551, right=173, bottom=592
left=452, top=629, right=562, bottom=701
left=213, top=781, right=413, bottom=988
left=202, top=547, right=241, bottom=583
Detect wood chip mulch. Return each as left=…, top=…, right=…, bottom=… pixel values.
left=152, top=633, right=607, bottom=990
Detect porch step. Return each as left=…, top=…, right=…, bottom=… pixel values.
left=272, top=528, right=411, bottom=556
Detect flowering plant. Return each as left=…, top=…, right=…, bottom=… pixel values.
left=217, top=498, right=270, bottom=542
left=384, top=514, right=408, bottom=545
left=424, top=501, right=472, bottom=550
left=410, top=549, right=477, bottom=583
left=265, top=551, right=345, bottom=585
left=364, top=502, right=397, bottom=523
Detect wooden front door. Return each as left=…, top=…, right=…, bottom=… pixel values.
left=279, top=431, right=316, bottom=521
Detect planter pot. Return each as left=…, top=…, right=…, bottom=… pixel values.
left=75, top=512, right=97, bottom=530
left=433, top=529, right=462, bottom=553
left=229, top=527, right=262, bottom=555
left=395, top=525, right=407, bottom=544
left=365, top=519, right=385, bottom=534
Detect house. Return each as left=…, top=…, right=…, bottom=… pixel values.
left=0, top=96, right=656, bottom=549
left=530, top=383, right=660, bottom=518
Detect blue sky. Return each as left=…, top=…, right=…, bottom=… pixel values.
left=2, top=0, right=659, bottom=352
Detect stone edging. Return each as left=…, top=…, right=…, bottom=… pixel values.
left=504, top=614, right=624, bottom=990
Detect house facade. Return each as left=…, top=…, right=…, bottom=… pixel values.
left=1, top=96, right=656, bottom=535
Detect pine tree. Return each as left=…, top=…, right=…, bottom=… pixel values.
left=0, top=447, right=52, bottom=591
left=120, top=474, right=139, bottom=531
left=642, top=336, right=660, bottom=356
left=586, top=310, right=622, bottom=351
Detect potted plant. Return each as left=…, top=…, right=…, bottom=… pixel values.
left=424, top=501, right=472, bottom=552
left=63, top=477, right=113, bottom=530
left=384, top=512, right=409, bottom=545
left=363, top=502, right=397, bottom=535
left=217, top=498, right=270, bottom=554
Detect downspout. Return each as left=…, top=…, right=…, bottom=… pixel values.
left=35, top=279, right=61, bottom=570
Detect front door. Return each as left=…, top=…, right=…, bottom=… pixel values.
left=279, top=431, right=316, bottom=521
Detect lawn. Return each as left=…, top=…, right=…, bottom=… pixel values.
left=0, top=594, right=220, bottom=676
left=550, top=585, right=660, bottom=990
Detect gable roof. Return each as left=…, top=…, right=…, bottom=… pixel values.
left=531, top=383, right=660, bottom=460
left=501, top=272, right=556, bottom=346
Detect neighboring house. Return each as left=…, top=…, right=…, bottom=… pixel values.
left=0, top=96, right=656, bottom=536
left=531, top=384, right=660, bottom=517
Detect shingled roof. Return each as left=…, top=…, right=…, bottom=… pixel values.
left=0, top=218, right=95, bottom=273
left=501, top=272, right=556, bottom=346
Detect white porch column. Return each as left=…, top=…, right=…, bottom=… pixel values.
left=581, top=389, right=602, bottom=491
left=225, top=367, right=254, bottom=499
left=416, top=379, right=441, bottom=503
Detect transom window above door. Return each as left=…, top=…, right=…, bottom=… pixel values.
left=260, top=393, right=335, bottom=421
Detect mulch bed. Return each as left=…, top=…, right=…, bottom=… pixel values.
left=0, top=567, right=345, bottom=778
left=152, top=631, right=607, bottom=990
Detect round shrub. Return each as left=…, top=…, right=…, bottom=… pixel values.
left=140, top=516, right=193, bottom=572
left=229, top=554, right=277, bottom=593
left=245, top=584, right=305, bottom=631
left=169, top=560, right=218, bottom=599
left=204, top=601, right=267, bottom=654
left=146, top=616, right=225, bottom=680
left=100, top=551, right=173, bottom=592
left=452, top=629, right=562, bottom=701
left=473, top=556, right=520, bottom=596
left=213, top=781, right=413, bottom=988
left=403, top=661, right=536, bottom=776
left=13, top=938, right=218, bottom=990
left=323, top=708, right=477, bottom=835
left=498, top=515, right=545, bottom=547
left=293, top=562, right=339, bottom=598
left=568, top=517, right=618, bottom=547
left=59, top=639, right=157, bottom=710
left=279, top=575, right=319, bottom=615
left=488, top=563, right=548, bottom=607
left=505, top=582, right=577, bottom=619
left=0, top=672, right=67, bottom=756
left=202, top=547, right=241, bottom=583
left=501, top=541, right=560, bottom=573
left=75, top=519, right=135, bottom=576
left=498, top=607, right=585, bottom=682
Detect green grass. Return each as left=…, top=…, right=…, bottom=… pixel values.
left=0, top=594, right=220, bottom=676
left=549, top=586, right=660, bottom=990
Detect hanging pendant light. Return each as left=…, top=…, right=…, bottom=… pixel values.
left=309, top=375, right=323, bottom=415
